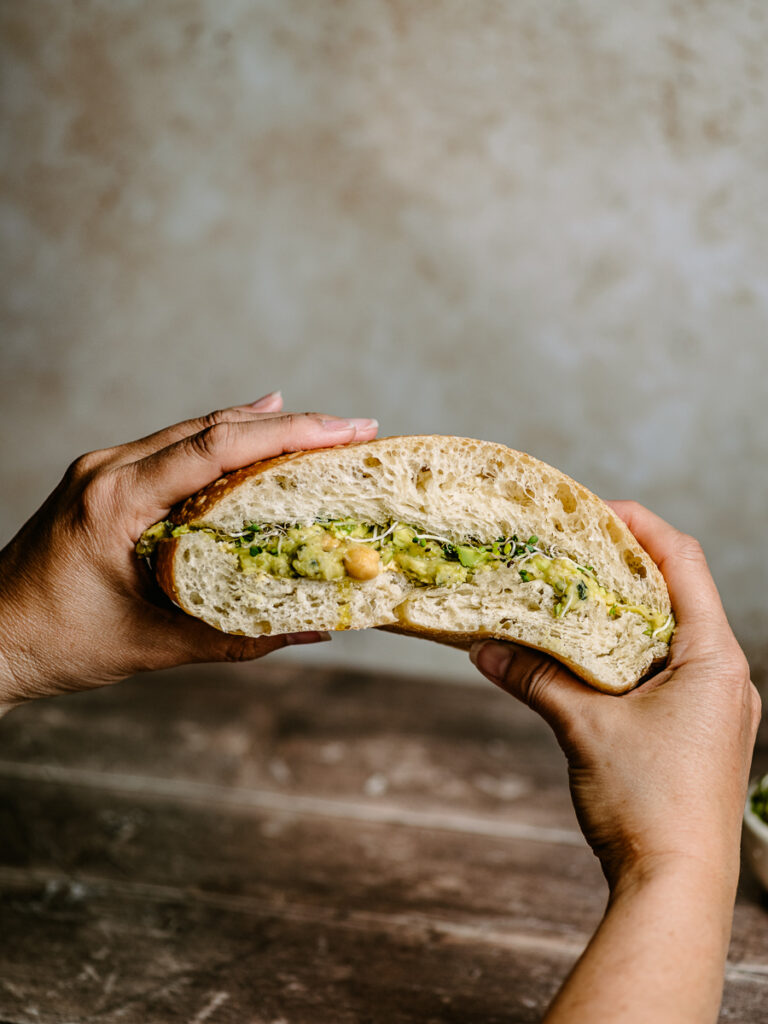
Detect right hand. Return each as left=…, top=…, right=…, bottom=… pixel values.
left=470, top=501, right=761, bottom=892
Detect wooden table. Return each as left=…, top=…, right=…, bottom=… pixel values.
left=0, top=659, right=766, bottom=1022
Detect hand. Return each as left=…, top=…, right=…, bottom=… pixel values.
left=470, top=500, right=760, bottom=891
left=0, top=392, right=379, bottom=709
left=470, top=502, right=761, bottom=1023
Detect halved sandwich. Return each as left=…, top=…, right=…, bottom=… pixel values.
left=137, top=435, right=674, bottom=693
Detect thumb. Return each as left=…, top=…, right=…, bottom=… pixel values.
left=469, top=640, right=594, bottom=734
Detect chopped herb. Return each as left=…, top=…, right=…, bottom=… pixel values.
left=577, top=581, right=587, bottom=600
left=519, top=569, right=533, bottom=582
left=528, top=535, right=538, bottom=546
left=609, top=605, right=619, bottom=618
left=249, top=545, right=262, bottom=556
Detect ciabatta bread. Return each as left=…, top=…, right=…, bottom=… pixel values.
left=148, top=436, right=673, bottom=693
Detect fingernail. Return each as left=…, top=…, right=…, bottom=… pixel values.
left=320, top=417, right=378, bottom=432
left=317, top=418, right=352, bottom=432
left=348, top=417, right=378, bottom=432
left=248, top=391, right=282, bottom=409
left=284, top=631, right=332, bottom=645
left=470, top=641, right=513, bottom=681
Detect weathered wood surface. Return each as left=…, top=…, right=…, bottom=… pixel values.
left=0, top=661, right=766, bottom=1022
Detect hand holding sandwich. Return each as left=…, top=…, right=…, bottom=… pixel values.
left=0, top=393, right=378, bottom=711
left=472, top=501, right=760, bottom=1024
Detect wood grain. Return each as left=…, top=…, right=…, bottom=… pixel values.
left=0, top=660, right=766, bottom=1022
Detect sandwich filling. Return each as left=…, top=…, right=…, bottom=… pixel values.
left=138, top=518, right=674, bottom=640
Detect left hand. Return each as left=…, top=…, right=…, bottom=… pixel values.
left=0, top=392, right=378, bottom=708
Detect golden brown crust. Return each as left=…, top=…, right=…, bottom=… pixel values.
left=154, top=538, right=181, bottom=606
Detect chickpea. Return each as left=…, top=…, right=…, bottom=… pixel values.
left=321, top=533, right=341, bottom=551
left=343, top=544, right=381, bottom=580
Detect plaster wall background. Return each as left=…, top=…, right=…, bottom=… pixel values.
left=2, top=1, right=767, bottom=681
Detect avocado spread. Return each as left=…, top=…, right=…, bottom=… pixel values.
left=137, top=519, right=674, bottom=640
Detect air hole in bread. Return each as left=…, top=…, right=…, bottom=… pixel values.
left=553, top=519, right=564, bottom=532
left=415, top=466, right=432, bottom=491
left=504, top=481, right=533, bottom=505
left=478, top=459, right=502, bottom=481
left=622, top=550, right=648, bottom=577
left=524, top=487, right=536, bottom=499
left=190, top=591, right=203, bottom=605
left=365, top=456, right=382, bottom=469
left=183, top=549, right=191, bottom=562
left=556, top=484, right=577, bottom=514
left=254, top=621, right=272, bottom=634
left=604, top=519, right=623, bottom=544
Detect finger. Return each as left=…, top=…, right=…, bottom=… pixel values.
left=139, top=618, right=333, bottom=671
left=606, top=500, right=725, bottom=630
left=111, top=392, right=286, bottom=462
left=248, top=391, right=283, bottom=412
left=470, top=640, right=596, bottom=734
left=127, top=413, right=379, bottom=517
left=192, top=629, right=333, bottom=664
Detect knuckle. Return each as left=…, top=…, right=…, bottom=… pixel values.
left=188, top=421, right=233, bottom=460
left=622, top=499, right=645, bottom=517
left=675, top=534, right=706, bottom=564
left=518, top=657, right=561, bottom=712
left=199, top=408, right=234, bottom=430
left=64, top=449, right=108, bottom=484
left=76, top=468, right=117, bottom=526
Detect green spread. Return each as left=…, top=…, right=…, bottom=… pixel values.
left=137, top=519, right=674, bottom=641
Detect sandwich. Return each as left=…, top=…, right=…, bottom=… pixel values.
left=137, top=435, right=674, bottom=693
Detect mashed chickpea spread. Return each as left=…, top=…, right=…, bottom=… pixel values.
left=137, top=519, right=674, bottom=640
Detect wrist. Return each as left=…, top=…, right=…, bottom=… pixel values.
left=609, top=849, right=739, bottom=913
left=547, top=849, right=738, bottom=1024
left=0, top=586, right=45, bottom=708
left=0, top=635, right=21, bottom=715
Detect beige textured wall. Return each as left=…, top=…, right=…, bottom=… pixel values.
left=2, top=1, right=767, bottom=681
